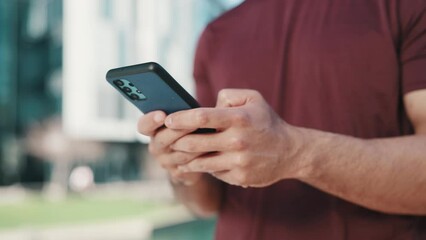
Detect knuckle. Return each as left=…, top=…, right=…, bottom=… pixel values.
left=175, top=152, right=194, bottom=165
left=229, top=137, right=247, bottom=151
left=174, top=152, right=189, bottom=165
left=153, top=132, right=174, bottom=150
left=218, top=89, right=230, bottom=100
left=195, top=110, right=209, bottom=126
left=182, top=141, right=197, bottom=152
left=232, top=111, right=251, bottom=127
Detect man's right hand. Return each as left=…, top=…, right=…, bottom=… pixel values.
left=137, top=111, right=204, bottom=186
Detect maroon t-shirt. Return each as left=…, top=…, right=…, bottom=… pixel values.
left=193, top=0, right=426, bottom=239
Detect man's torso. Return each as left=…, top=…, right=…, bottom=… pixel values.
left=194, top=0, right=426, bottom=239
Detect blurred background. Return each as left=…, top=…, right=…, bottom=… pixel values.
left=0, top=0, right=243, bottom=239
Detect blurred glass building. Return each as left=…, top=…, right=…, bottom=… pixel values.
left=0, top=0, right=63, bottom=185
left=0, top=2, right=247, bottom=239
left=1, top=1, right=245, bottom=239
left=0, top=0, right=242, bottom=186
left=63, top=0, right=242, bottom=142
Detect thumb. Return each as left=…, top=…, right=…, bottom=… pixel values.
left=216, top=89, right=262, bottom=108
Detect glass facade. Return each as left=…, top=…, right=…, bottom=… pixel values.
left=0, top=0, right=243, bottom=187
left=0, top=0, right=63, bottom=185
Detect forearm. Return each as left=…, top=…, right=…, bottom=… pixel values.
left=171, top=173, right=223, bottom=218
left=298, top=128, right=426, bottom=215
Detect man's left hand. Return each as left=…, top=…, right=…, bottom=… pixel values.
left=165, top=89, right=309, bottom=187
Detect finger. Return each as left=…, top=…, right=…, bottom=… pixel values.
left=178, top=152, right=237, bottom=173
left=158, top=151, right=202, bottom=169
left=150, top=128, right=193, bottom=154
left=165, top=107, right=250, bottom=130
left=216, top=89, right=262, bottom=108
left=137, top=111, right=166, bottom=136
left=171, top=131, right=247, bottom=153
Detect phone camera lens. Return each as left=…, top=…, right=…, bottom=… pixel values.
left=129, top=83, right=135, bottom=87
left=130, top=94, right=140, bottom=100
left=123, top=87, right=131, bottom=93
left=115, top=80, right=124, bottom=86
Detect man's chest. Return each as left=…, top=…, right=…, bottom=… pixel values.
left=208, top=0, right=400, bottom=100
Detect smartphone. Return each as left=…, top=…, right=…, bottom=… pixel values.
left=106, top=62, right=213, bottom=133
left=106, top=62, right=200, bottom=115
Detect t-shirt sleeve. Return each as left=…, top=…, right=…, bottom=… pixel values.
left=193, top=26, right=216, bottom=107
left=400, top=0, right=426, bottom=94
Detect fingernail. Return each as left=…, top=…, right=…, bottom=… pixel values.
left=154, top=113, right=164, bottom=123
left=165, top=117, right=173, bottom=127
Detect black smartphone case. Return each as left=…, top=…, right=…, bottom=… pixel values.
left=106, top=62, right=200, bottom=115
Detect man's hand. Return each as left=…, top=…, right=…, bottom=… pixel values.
left=137, top=111, right=204, bottom=186
left=165, top=89, right=308, bottom=187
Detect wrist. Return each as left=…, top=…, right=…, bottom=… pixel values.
left=281, top=124, right=321, bottom=180
left=294, top=127, right=346, bottom=181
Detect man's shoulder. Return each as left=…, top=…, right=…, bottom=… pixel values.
left=206, top=0, right=260, bottom=32
left=207, top=3, right=245, bottom=28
